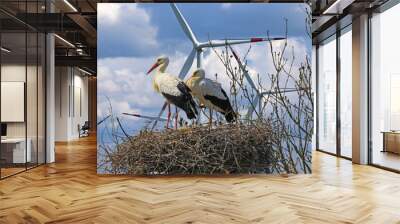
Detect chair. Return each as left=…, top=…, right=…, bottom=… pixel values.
left=79, top=121, right=90, bottom=138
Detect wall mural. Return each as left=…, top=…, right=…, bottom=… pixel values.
left=97, top=3, right=313, bottom=175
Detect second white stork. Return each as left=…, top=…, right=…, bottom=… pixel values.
left=186, top=69, right=236, bottom=124
left=147, top=56, right=198, bottom=129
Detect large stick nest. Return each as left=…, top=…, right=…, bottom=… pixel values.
left=108, top=123, right=277, bottom=175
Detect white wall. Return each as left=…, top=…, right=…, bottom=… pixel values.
left=1, top=65, right=27, bottom=140
left=1, top=65, right=42, bottom=137
left=71, top=72, right=89, bottom=138
left=55, top=66, right=70, bottom=141
left=1, top=63, right=47, bottom=164
left=55, top=67, right=89, bottom=141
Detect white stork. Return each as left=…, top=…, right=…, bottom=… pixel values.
left=186, top=68, right=236, bottom=125
left=147, top=56, right=198, bottom=129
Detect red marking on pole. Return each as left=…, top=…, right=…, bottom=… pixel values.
left=250, top=38, right=264, bottom=42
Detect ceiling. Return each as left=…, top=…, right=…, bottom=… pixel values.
left=0, top=0, right=98, bottom=74
left=311, top=0, right=390, bottom=43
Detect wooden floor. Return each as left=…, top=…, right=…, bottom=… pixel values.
left=1, top=136, right=400, bottom=224
left=1, top=167, right=26, bottom=178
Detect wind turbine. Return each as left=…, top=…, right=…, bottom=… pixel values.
left=150, top=3, right=285, bottom=130
left=228, top=45, right=309, bottom=119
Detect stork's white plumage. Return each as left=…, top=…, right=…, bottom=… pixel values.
left=147, top=56, right=198, bottom=129
left=186, top=69, right=235, bottom=123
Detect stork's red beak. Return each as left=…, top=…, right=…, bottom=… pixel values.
left=147, top=62, right=159, bottom=75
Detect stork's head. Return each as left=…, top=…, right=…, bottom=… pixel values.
left=147, top=56, right=169, bottom=74
left=191, top=68, right=205, bottom=79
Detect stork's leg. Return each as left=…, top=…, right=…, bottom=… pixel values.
left=166, top=104, right=171, bottom=129
left=175, top=107, right=179, bottom=130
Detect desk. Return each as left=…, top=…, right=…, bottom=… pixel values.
left=382, top=131, right=400, bottom=154
left=1, top=138, right=31, bottom=163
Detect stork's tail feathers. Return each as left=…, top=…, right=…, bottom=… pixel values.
left=223, top=110, right=236, bottom=123
left=183, top=97, right=199, bottom=119
left=190, top=98, right=199, bottom=116
left=185, top=109, right=196, bottom=119
left=184, top=98, right=198, bottom=119
left=174, top=81, right=198, bottom=120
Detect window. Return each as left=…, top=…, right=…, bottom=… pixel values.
left=339, top=27, right=352, bottom=158
left=370, top=3, right=400, bottom=171
left=317, top=35, right=337, bottom=154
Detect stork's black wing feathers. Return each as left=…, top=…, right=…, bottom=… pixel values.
left=204, top=88, right=236, bottom=123
left=204, top=94, right=232, bottom=113
left=177, top=81, right=192, bottom=94
left=162, top=82, right=198, bottom=119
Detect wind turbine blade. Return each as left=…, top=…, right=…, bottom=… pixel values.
left=122, top=113, right=167, bottom=121
left=228, top=45, right=258, bottom=92
left=246, top=94, right=260, bottom=119
left=97, top=115, right=111, bottom=125
left=170, top=3, right=198, bottom=46
left=199, top=37, right=285, bottom=48
left=229, top=45, right=263, bottom=120
left=179, top=48, right=196, bottom=79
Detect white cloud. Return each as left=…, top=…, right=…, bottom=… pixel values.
left=247, top=37, right=309, bottom=76
left=221, top=3, right=232, bottom=10
left=97, top=4, right=122, bottom=24
left=198, top=38, right=309, bottom=92
left=98, top=57, right=163, bottom=111
left=98, top=100, right=141, bottom=119
left=98, top=3, right=158, bottom=56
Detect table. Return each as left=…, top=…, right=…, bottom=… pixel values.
left=1, top=138, right=31, bottom=163
left=382, top=131, right=400, bottom=154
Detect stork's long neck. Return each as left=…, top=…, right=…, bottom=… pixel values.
left=152, top=62, right=168, bottom=93
left=192, top=75, right=204, bottom=85
left=157, top=61, right=168, bottom=74
left=186, top=76, right=203, bottom=93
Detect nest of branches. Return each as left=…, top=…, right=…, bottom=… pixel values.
left=107, top=122, right=278, bottom=175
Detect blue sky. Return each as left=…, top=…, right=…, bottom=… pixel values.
left=97, top=3, right=311, bottom=147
